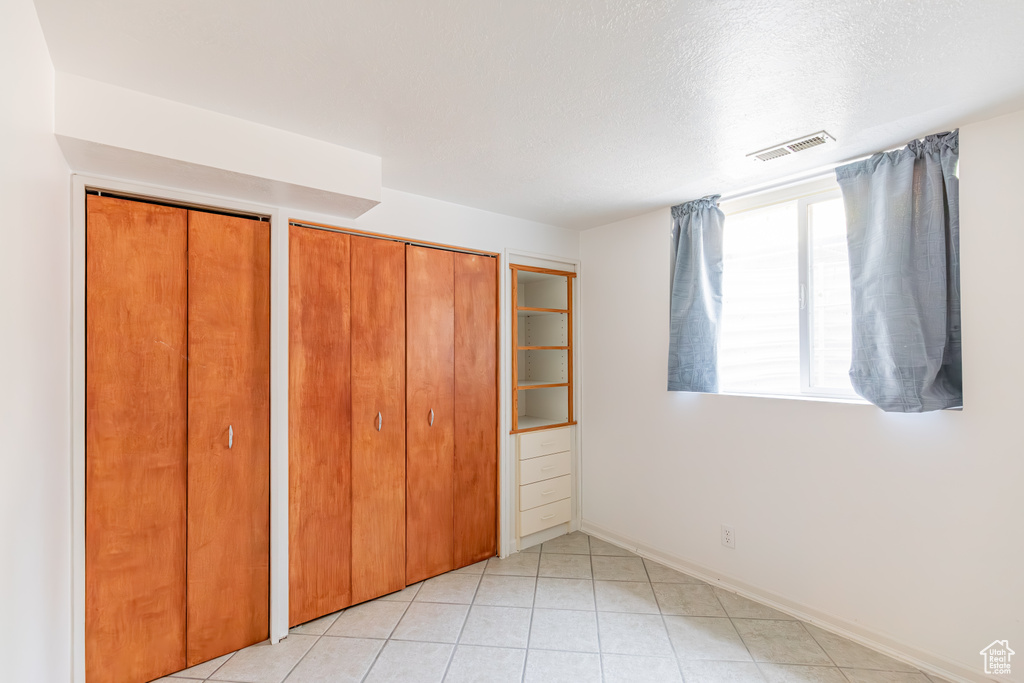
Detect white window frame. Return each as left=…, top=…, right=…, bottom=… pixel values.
left=797, top=187, right=860, bottom=399
left=720, top=176, right=865, bottom=403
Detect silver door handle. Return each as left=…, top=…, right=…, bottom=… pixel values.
left=228, top=425, right=233, bottom=449
left=429, top=409, right=434, bottom=427
left=377, top=412, right=382, bottom=432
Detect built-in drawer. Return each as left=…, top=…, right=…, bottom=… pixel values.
left=519, top=451, right=570, bottom=486
left=519, top=498, right=572, bottom=536
left=520, top=474, right=571, bottom=512
left=519, top=427, right=571, bottom=460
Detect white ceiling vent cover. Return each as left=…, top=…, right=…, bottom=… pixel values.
left=748, top=131, right=835, bottom=161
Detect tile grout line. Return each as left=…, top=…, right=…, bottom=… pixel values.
left=398, top=596, right=848, bottom=619
left=299, top=593, right=811, bottom=626
left=269, top=608, right=343, bottom=682
left=797, top=619, right=924, bottom=681
left=439, top=568, right=484, bottom=682
left=713, top=584, right=767, bottom=681
left=521, top=550, right=541, bottom=683
left=173, top=642, right=705, bottom=683
left=270, top=629, right=322, bottom=683
left=387, top=590, right=856, bottom=618
left=323, top=638, right=744, bottom=659
left=199, top=647, right=237, bottom=681
left=797, top=618, right=846, bottom=674
left=643, top=556, right=686, bottom=682
left=356, top=587, right=418, bottom=683
left=372, top=639, right=715, bottom=659
left=720, top=589, right=883, bottom=677
left=588, top=535, right=607, bottom=683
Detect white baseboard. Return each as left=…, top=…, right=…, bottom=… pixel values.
left=580, top=520, right=990, bottom=683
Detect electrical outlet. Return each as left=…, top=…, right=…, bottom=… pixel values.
left=721, top=524, right=736, bottom=549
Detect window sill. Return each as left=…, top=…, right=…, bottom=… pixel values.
left=713, top=390, right=870, bottom=406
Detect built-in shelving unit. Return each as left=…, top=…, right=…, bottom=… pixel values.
left=511, top=265, right=576, bottom=433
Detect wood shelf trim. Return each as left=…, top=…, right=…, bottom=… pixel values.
left=511, top=270, right=519, bottom=432
left=511, top=420, right=577, bottom=435
left=517, top=307, right=568, bottom=314
left=509, top=264, right=577, bottom=278
left=516, top=382, right=569, bottom=390
left=567, top=274, right=574, bottom=425
left=517, top=345, right=568, bottom=350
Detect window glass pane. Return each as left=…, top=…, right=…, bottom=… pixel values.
left=719, top=201, right=800, bottom=395
left=808, top=198, right=854, bottom=391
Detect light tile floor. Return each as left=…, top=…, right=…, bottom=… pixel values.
left=159, top=532, right=951, bottom=683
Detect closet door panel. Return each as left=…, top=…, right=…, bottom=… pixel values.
left=405, top=245, right=456, bottom=584
left=351, top=236, right=407, bottom=603
left=288, top=226, right=352, bottom=626
left=453, top=253, right=498, bottom=567
left=85, top=196, right=188, bottom=683
left=187, top=211, right=271, bottom=665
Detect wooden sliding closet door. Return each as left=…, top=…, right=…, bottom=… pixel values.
left=406, top=245, right=456, bottom=583
left=453, top=253, right=498, bottom=566
left=288, top=226, right=352, bottom=626
left=351, top=236, right=407, bottom=602
left=187, top=211, right=271, bottom=665
left=86, top=196, right=188, bottom=683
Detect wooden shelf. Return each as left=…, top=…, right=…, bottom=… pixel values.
left=517, top=380, right=569, bottom=390
left=518, top=345, right=568, bottom=351
left=512, top=415, right=576, bottom=433
left=517, top=307, right=568, bottom=315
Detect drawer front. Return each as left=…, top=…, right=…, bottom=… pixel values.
left=519, top=498, right=572, bottom=536
left=520, top=474, right=571, bottom=512
left=519, top=451, right=570, bottom=486
left=519, top=427, right=571, bottom=460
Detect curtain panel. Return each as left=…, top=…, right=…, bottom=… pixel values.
left=835, top=130, right=961, bottom=412
left=668, top=195, right=724, bottom=393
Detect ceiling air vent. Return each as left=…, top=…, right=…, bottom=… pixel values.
left=748, top=131, right=835, bottom=161
left=754, top=147, right=792, bottom=161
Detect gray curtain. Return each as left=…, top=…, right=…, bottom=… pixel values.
left=835, top=130, right=961, bottom=412
left=668, top=195, right=724, bottom=392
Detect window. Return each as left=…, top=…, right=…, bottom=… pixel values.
left=718, top=177, right=860, bottom=400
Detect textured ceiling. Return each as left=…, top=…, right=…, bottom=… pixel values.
left=33, top=0, right=1024, bottom=229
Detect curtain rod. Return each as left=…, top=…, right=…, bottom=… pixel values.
left=717, top=151, right=875, bottom=204
left=718, top=128, right=955, bottom=203
left=718, top=128, right=952, bottom=203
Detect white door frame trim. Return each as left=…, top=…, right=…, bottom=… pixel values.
left=501, top=248, right=583, bottom=556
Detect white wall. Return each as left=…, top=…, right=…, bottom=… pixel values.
left=0, top=1, right=72, bottom=682
left=580, top=110, right=1024, bottom=681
